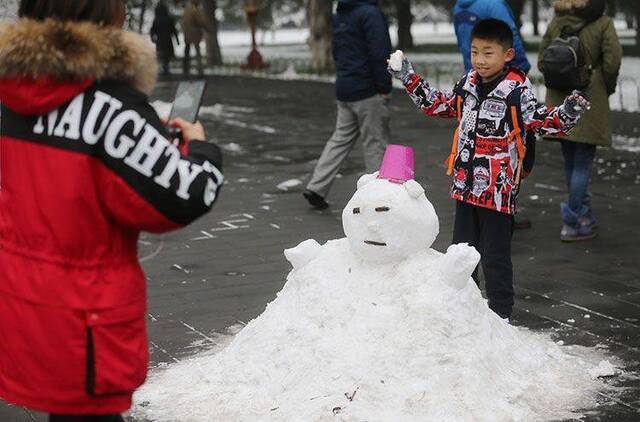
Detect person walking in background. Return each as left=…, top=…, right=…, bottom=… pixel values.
left=182, top=0, right=207, bottom=75
left=453, top=0, right=530, bottom=74
left=539, top=0, right=622, bottom=242
left=303, top=0, right=392, bottom=210
left=151, top=1, right=179, bottom=76
left=0, top=0, right=223, bottom=420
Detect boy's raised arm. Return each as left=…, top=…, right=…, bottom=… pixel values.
left=519, top=87, right=590, bottom=137
left=388, top=54, right=458, bottom=119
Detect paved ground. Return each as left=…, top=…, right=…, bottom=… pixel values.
left=2, top=75, right=639, bottom=421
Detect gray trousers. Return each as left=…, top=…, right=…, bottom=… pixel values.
left=307, top=95, right=390, bottom=198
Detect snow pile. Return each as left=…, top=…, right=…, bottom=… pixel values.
left=134, top=176, right=614, bottom=422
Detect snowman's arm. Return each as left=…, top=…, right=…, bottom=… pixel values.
left=284, top=239, right=322, bottom=270
left=438, top=243, right=480, bottom=290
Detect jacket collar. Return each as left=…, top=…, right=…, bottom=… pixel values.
left=462, top=67, right=526, bottom=100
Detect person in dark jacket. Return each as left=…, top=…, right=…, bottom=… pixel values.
left=0, top=0, right=223, bottom=420
left=454, top=0, right=530, bottom=73
left=150, top=1, right=179, bottom=75
left=538, top=0, right=622, bottom=242
left=303, top=0, right=392, bottom=209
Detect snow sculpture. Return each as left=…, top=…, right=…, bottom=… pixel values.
left=134, top=145, right=613, bottom=422
left=288, top=144, right=480, bottom=290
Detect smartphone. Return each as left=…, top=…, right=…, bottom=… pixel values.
left=168, top=80, right=207, bottom=123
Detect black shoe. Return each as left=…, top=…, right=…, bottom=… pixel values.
left=513, top=217, right=532, bottom=230
left=303, top=189, right=329, bottom=210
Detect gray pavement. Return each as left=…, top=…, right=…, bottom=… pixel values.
left=2, top=75, right=639, bottom=421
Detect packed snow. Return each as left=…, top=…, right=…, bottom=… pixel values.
left=133, top=174, right=617, bottom=421
left=389, top=50, right=405, bottom=72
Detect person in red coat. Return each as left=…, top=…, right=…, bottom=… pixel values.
left=0, top=1, right=224, bottom=420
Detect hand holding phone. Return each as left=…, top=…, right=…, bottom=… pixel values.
left=169, top=118, right=205, bottom=143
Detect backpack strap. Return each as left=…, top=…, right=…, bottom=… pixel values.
left=508, top=104, right=527, bottom=184
left=445, top=95, right=463, bottom=176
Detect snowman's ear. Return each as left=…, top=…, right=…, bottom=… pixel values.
left=404, top=180, right=424, bottom=198
left=357, top=172, right=379, bottom=189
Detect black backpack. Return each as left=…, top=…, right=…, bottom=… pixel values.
left=540, top=25, right=592, bottom=91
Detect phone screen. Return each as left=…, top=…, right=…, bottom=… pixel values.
left=169, top=80, right=207, bottom=123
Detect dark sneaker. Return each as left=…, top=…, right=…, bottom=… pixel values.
left=583, top=213, right=598, bottom=229
left=560, top=218, right=596, bottom=242
left=513, top=217, right=532, bottom=230
left=303, top=189, right=329, bottom=210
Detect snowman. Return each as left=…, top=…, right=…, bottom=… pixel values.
left=285, top=144, right=480, bottom=292
left=134, top=145, right=612, bottom=421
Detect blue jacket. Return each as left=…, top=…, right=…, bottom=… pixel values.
left=333, top=0, right=392, bottom=102
left=453, top=0, right=530, bottom=74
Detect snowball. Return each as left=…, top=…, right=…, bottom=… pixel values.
left=389, top=50, right=405, bottom=71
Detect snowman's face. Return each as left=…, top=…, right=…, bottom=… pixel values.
left=342, top=177, right=439, bottom=264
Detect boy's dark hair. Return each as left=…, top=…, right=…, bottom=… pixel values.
left=18, top=0, right=126, bottom=26
left=471, top=19, right=514, bottom=50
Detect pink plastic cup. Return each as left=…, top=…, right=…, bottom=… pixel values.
left=377, top=144, right=415, bottom=183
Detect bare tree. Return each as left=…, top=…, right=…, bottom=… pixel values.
left=506, top=0, right=525, bottom=28
left=138, top=0, right=148, bottom=33
left=308, top=0, right=333, bottom=72
left=395, top=0, right=413, bottom=50
left=531, top=0, right=539, bottom=36
left=636, top=3, right=640, bottom=48
left=201, top=0, right=223, bottom=66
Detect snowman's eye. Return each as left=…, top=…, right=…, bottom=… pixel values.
left=353, top=207, right=361, bottom=214
left=375, top=206, right=390, bottom=212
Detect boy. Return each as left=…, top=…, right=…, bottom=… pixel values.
left=388, top=19, right=589, bottom=320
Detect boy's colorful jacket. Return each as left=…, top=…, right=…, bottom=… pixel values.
left=404, top=68, right=580, bottom=215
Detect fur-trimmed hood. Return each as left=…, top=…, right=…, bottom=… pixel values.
left=554, top=0, right=606, bottom=22
left=0, top=19, right=158, bottom=111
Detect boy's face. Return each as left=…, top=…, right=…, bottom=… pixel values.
left=470, top=38, right=515, bottom=81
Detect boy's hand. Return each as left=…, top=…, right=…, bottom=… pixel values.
left=561, top=90, right=591, bottom=118
left=387, top=55, right=416, bottom=85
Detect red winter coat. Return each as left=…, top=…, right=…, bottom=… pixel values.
left=0, top=20, right=223, bottom=414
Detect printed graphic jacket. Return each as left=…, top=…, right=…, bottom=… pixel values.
left=404, top=68, right=579, bottom=214
left=0, top=19, right=222, bottom=414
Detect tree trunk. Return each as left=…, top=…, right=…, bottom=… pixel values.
left=138, top=0, right=147, bottom=34
left=506, top=0, right=525, bottom=28
left=636, top=5, right=640, bottom=48
left=202, top=0, right=223, bottom=66
left=308, top=0, right=333, bottom=72
left=606, top=0, right=616, bottom=17
left=531, top=0, right=539, bottom=36
left=395, top=0, right=413, bottom=50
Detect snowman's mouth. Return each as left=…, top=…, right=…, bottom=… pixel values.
left=364, top=240, right=387, bottom=246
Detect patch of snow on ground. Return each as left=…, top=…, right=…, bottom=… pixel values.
left=220, top=142, right=244, bottom=153
left=613, top=135, right=640, bottom=153
left=276, top=179, right=302, bottom=191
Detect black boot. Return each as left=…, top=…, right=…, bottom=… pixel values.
left=303, top=189, right=329, bottom=210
